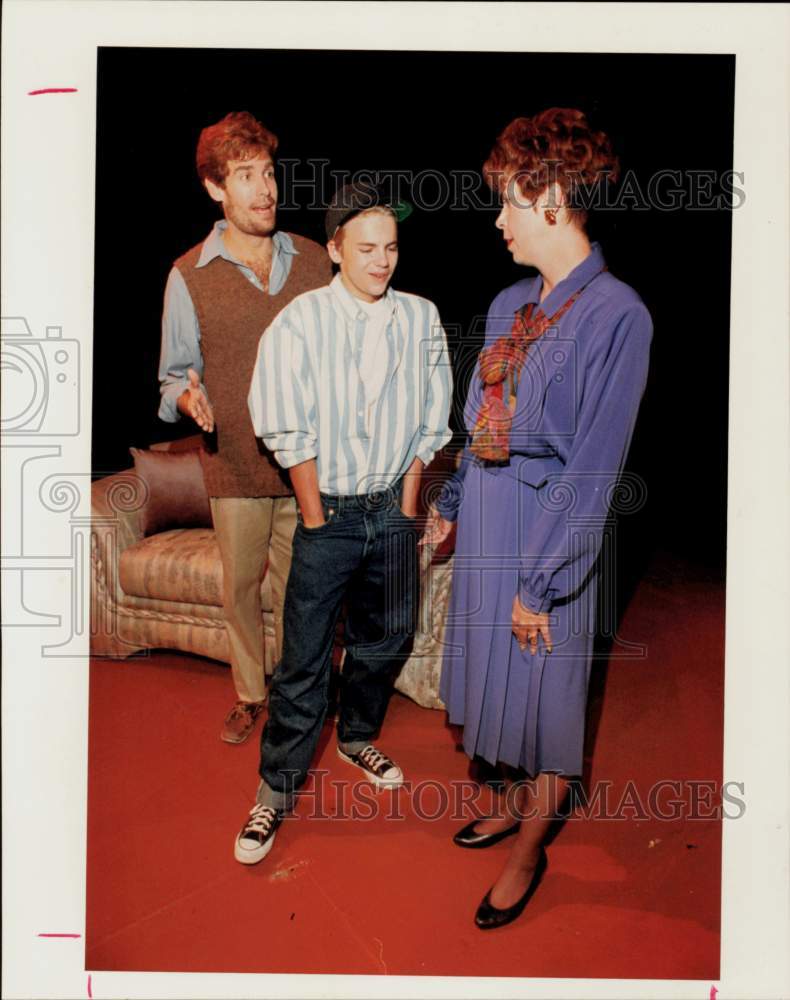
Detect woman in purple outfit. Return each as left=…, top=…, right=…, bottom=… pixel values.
left=424, top=108, right=652, bottom=929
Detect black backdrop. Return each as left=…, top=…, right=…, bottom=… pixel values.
left=93, top=48, right=734, bottom=572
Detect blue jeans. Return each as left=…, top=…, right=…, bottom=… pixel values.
left=257, top=487, right=419, bottom=810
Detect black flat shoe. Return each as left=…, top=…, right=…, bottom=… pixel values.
left=453, top=818, right=519, bottom=849
left=474, top=848, right=548, bottom=930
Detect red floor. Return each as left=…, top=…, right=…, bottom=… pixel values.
left=86, top=555, right=724, bottom=979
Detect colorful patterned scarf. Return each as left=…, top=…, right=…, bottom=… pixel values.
left=470, top=269, right=606, bottom=462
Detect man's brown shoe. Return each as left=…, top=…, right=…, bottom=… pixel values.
left=221, top=700, right=266, bottom=744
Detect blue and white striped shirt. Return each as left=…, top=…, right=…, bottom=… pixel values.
left=248, top=274, right=453, bottom=496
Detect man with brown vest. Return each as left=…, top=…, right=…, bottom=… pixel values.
left=158, top=112, right=331, bottom=743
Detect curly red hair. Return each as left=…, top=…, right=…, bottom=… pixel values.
left=196, top=111, right=279, bottom=188
left=483, top=108, right=619, bottom=227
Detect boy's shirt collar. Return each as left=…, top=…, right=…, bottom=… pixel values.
left=329, top=272, right=397, bottom=323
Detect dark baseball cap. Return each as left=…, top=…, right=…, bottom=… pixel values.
left=324, top=180, right=412, bottom=241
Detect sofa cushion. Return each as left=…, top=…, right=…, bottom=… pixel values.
left=130, top=447, right=212, bottom=537
left=119, top=527, right=273, bottom=610
left=119, top=528, right=222, bottom=605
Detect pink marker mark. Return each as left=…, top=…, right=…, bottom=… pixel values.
left=88, top=973, right=93, bottom=998
left=28, top=87, right=78, bottom=96
left=710, top=988, right=718, bottom=1000
left=38, top=933, right=82, bottom=938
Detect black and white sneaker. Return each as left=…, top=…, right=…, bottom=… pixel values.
left=234, top=803, right=282, bottom=865
left=337, top=744, right=404, bottom=788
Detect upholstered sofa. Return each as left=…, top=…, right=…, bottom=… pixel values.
left=90, top=438, right=456, bottom=708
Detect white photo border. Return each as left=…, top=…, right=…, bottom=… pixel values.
left=2, top=2, right=789, bottom=998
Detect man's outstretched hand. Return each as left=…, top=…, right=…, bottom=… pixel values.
left=177, top=368, right=214, bottom=432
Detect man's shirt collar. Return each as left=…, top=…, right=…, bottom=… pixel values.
left=196, top=219, right=298, bottom=269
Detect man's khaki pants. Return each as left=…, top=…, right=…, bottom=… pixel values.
left=209, top=496, right=297, bottom=704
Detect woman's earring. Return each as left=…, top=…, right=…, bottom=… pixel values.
left=544, top=209, right=557, bottom=226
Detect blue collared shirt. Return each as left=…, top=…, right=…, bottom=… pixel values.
left=248, top=273, right=453, bottom=495
left=158, top=221, right=298, bottom=421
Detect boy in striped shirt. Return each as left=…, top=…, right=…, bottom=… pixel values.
left=236, top=182, right=452, bottom=864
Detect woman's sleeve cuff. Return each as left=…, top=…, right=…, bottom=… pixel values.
left=518, top=581, right=553, bottom=614
left=433, top=476, right=465, bottom=522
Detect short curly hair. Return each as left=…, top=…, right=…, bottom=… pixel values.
left=196, top=111, right=279, bottom=188
left=483, top=108, right=619, bottom=227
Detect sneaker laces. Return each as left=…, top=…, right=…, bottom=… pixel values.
left=359, top=745, right=392, bottom=771
left=243, top=804, right=278, bottom=837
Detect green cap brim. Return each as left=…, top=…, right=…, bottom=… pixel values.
left=391, top=200, right=413, bottom=223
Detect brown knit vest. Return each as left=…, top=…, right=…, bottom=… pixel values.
left=175, top=233, right=332, bottom=497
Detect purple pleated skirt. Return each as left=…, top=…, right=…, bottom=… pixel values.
left=439, top=462, right=595, bottom=777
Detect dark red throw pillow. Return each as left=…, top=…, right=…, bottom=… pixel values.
left=130, top=447, right=213, bottom=537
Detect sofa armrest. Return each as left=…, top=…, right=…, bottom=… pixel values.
left=90, top=470, right=148, bottom=650
left=92, top=468, right=146, bottom=548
